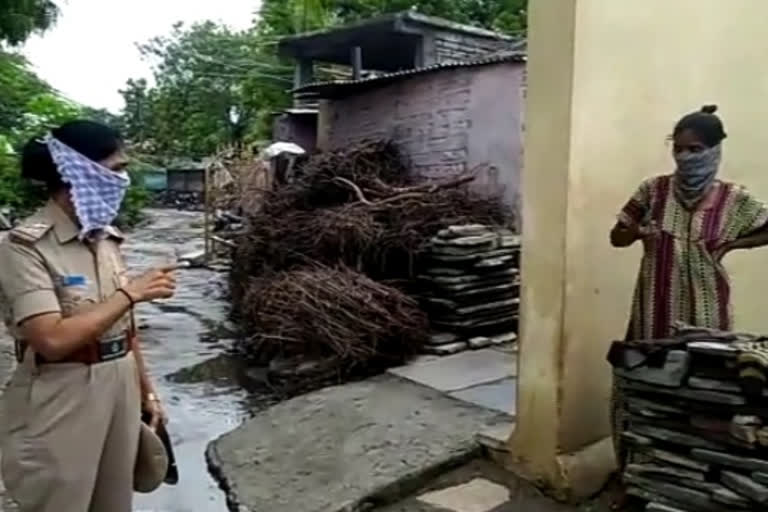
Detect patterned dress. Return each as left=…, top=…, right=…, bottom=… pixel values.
left=612, top=175, right=768, bottom=468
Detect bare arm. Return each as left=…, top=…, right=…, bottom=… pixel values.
left=716, top=188, right=768, bottom=259
left=20, top=292, right=133, bottom=361
left=612, top=179, right=654, bottom=249
left=723, top=223, right=768, bottom=253
left=17, top=268, right=175, bottom=362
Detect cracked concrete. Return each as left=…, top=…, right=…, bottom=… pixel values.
left=207, top=375, right=509, bottom=512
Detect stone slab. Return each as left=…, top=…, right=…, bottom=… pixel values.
left=450, top=378, right=517, bottom=415
left=721, top=470, right=768, bottom=504
left=207, top=376, right=508, bottom=512
left=623, top=474, right=719, bottom=511
left=428, top=333, right=459, bottom=346
left=423, top=342, right=468, bottom=356
left=615, top=351, right=689, bottom=388
left=388, top=349, right=515, bottom=393
left=711, top=486, right=751, bottom=508
left=620, top=379, right=746, bottom=405
left=626, top=463, right=704, bottom=482
left=631, top=425, right=725, bottom=451
left=649, top=449, right=710, bottom=472
left=646, top=503, right=691, bottom=512
left=687, top=376, right=742, bottom=394
left=626, top=487, right=689, bottom=511
left=468, top=337, right=493, bottom=349
left=416, top=478, right=510, bottom=512
left=476, top=422, right=515, bottom=453
left=692, top=448, right=768, bottom=473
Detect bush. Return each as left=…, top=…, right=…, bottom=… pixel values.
left=0, top=152, right=46, bottom=215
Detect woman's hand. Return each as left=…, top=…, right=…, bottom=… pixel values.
left=122, top=267, right=176, bottom=304
left=610, top=221, right=658, bottom=247
left=144, top=394, right=168, bottom=429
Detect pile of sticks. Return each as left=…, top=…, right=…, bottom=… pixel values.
left=240, top=267, right=428, bottom=374
left=230, top=140, right=513, bottom=381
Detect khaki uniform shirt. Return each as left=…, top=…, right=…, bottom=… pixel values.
left=0, top=201, right=130, bottom=343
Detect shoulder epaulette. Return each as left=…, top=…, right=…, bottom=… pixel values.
left=8, top=222, right=53, bottom=245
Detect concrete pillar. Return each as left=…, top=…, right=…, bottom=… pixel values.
left=508, top=0, right=768, bottom=501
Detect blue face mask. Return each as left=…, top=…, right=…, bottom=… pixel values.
left=674, top=144, right=721, bottom=207
left=45, top=135, right=130, bottom=239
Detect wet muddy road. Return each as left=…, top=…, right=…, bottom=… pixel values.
left=126, top=209, right=253, bottom=512
left=0, top=209, right=259, bottom=512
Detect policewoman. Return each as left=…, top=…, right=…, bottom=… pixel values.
left=0, top=121, right=176, bottom=511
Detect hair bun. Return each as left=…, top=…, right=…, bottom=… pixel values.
left=701, top=104, right=718, bottom=114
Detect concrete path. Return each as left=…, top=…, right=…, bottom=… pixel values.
left=375, top=459, right=596, bottom=512
left=207, top=375, right=509, bottom=512
left=388, top=346, right=517, bottom=416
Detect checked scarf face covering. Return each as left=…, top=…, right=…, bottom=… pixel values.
left=45, top=134, right=130, bottom=239
left=673, top=144, right=722, bottom=208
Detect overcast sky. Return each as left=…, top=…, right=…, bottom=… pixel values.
left=22, top=0, right=259, bottom=113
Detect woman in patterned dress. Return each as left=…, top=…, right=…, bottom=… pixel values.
left=609, top=105, right=768, bottom=507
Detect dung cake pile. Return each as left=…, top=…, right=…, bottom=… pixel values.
left=418, top=224, right=520, bottom=355
left=610, top=325, right=768, bottom=511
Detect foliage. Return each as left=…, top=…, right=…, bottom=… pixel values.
left=330, top=0, right=526, bottom=32
left=0, top=51, right=149, bottom=224
left=0, top=0, right=59, bottom=46
left=119, top=0, right=527, bottom=162
left=0, top=50, right=82, bottom=215
left=115, top=165, right=150, bottom=228
left=120, top=22, right=292, bottom=159
left=0, top=2, right=148, bottom=226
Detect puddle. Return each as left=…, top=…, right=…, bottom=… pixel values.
left=123, top=209, right=268, bottom=512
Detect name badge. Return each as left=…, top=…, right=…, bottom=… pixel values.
left=60, top=275, right=88, bottom=288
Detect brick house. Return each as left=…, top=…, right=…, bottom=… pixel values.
left=274, top=12, right=526, bottom=220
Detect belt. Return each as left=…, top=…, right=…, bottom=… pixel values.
left=17, top=335, right=132, bottom=366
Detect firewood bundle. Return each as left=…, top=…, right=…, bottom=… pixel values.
left=239, top=267, right=428, bottom=378
left=611, top=326, right=768, bottom=511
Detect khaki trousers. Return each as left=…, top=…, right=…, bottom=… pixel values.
left=1, top=352, right=140, bottom=512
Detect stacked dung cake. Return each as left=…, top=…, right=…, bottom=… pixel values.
left=611, top=326, right=768, bottom=511
left=418, top=224, right=520, bottom=355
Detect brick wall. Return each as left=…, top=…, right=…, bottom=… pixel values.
left=320, top=62, right=525, bottom=222
left=323, top=68, right=474, bottom=178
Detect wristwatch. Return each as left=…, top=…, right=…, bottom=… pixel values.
left=145, top=392, right=160, bottom=403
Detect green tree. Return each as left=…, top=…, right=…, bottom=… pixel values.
left=259, top=0, right=526, bottom=35
left=0, top=0, right=59, bottom=45
left=122, top=21, right=292, bottom=158
left=119, top=0, right=526, bottom=163
left=0, top=5, right=149, bottom=223
left=119, top=78, right=153, bottom=144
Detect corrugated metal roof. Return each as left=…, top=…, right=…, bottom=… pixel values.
left=292, top=50, right=526, bottom=99
left=279, top=11, right=517, bottom=52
